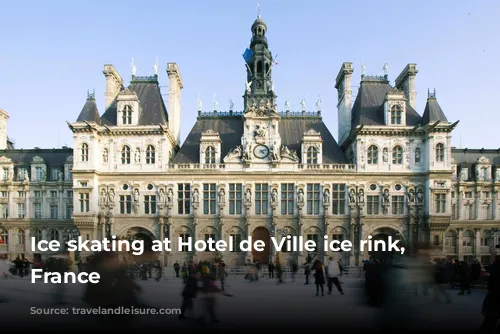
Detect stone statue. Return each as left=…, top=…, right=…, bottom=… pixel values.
left=246, top=81, right=252, bottom=93
left=382, top=189, right=390, bottom=203
left=416, top=189, right=424, bottom=203
left=408, top=189, right=415, bottom=202
left=270, top=145, right=280, bottom=161
left=193, top=189, right=199, bottom=203
left=383, top=148, right=388, bottom=163
left=226, top=145, right=242, bottom=160
left=213, top=97, right=219, bottom=112
left=245, top=188, right=252, bottom=203
left=415, top=148, right=421, bottom=163
left=271, top=188, right=278, bottom=204
left=153, top=58, right=159, bottom=75
left=323, top=188, right=330, bottom=204
left=383, top=63, right=389, bottom=75
left=107, top=189, right=115, bottom=203
left=361, top=63, right=366, bottom=75
left=167, top=188, right=174, bottom=203
left=316, top=96, right=322, bottom=111
left=297, top=189, right=304, bottom=203
left=24, top=170, right=29, bottom=182
left=159, top=188, right=165, bottom=204
left=58, top=172, right=63, bottom=182
left=133, top=188, right=140, bottom=202
left=131, top=57, right=136, bottom=76
left=357, top=189, right=364, bottom=203
left=197, top=97, right=203, bottom=111
left=496, top=169, right=500, bottom=182
left=229, top=99, right=234, bottom=110
left=300, top=98, right=306, bottom=111
left=254, top=125, right=266, bottom=138
left=285, top=99, right=290, bottom=111
left=269, top=80, right=275, bottom=92
left=100, top=189, right=107, bottom=203
left=218, top=188, right=225, bottom=203
left=134, top=149, right=140, bottom=163
left=349, top=189, right=356, bottom=203
left=244, top=142, right=253, bottom=161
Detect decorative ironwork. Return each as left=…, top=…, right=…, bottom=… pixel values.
left=131, top=75, right=158, bottom=82
left=362, top=75, right=387, bottom=82
left=428, top=88, right=436, bottom=99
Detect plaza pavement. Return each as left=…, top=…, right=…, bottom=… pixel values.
left=0, top=274, right=486, bottom=331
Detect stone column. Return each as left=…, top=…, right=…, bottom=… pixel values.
left=475, top=228, right=481, bottom=260
left=297, top=195, right=305, bottom=262
left=457, top=228, right=463, bottom=261
left=245, top=215, right=252, bottom=261
left=323, top=201, right=330, bottom=260
left=442, top=230, right=446, bottom=255
left=99, top=215, right=105, bottom=240
left=349, top=203, right=357, bottom=266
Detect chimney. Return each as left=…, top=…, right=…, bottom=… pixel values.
left=166, top=63, right=183, bottom=146
left=103, top=65, right=124, bottom=110
left=335, top=62, right=354, bottom=145
left=395, top=64, right=418, bottom=110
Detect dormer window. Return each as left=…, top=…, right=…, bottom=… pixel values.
left=121, top=145, right=131, bottom=164
left=435, top=143, right=445, bottom=162
left=307, top=146, right=318, bottom=164
left=367, top=145, right=378, bottom=164
left=122, top=105, right=132, bottom=125
left=80, top=143, right=89, bottom=162
left=390, top=105, right=402, bottom=125
left=205, top=146, right=216, bottom=164
left=392, top=145, right=403, bottom=164
left=146, top=145, right=155, bottom=164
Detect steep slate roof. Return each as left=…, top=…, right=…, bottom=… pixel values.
left=76, top=96, right=100, bottom=124
left=422, top=96, right=448, bottom=124
left=451, top=148, right=500, bottom=165
left=172, top=116, right=348, bottom=164
left=351, top=79, right=422, bottom=127
left=0, top=148, right=73, bottom=166
left=100, top=78, right=168, bottom=126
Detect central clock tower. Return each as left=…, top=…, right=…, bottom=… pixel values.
left=241, top=16, right=282, bottom=165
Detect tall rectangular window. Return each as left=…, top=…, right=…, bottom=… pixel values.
left=66, top=204, right=73, bottom=219
left=179, top=234, right=190, bottom=252
left=177, top=184, right=191, bottom=215
left=144, top=195, right=157, bottom=214
left=2, top=168, right=8, bottom=180
left=332, top=184, right=346, bottom=215
left=119, top=195, right=132, bottom=214
left=34, top=203, right=42, bottom=219
left=391, top=195, right=405, bottom=215
left=307, top=183, right=321, bottom=215
left=281, top=183, right=294, bottom=215
left=435, top=194, right=446, bottom=213
left=50, top=205, right=58, bottom=219
left=367, top=195, right=380, bottom=215
left=230, top=234, right=242, bottom=252
left=35, top=167, right=43, bottom=181
left=50, top=191, right=58, bottom=198
left=229, top=183, right=242, bottom=215
left=1, top=204, right=8, bottom=218
left=17, top=203, right=25, bottom=218
left=203, top=183, right=216, bottom=215
left=307, top=234, right=319, bottom=252
left=255, top=183, right=269, bottom=215
left=79, top=193, right=89, bottom=212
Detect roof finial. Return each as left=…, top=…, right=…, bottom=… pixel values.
left=257, top=0, right=261, bottom=19
left=153, top=57, right=159, bottom=75
left=383, top=62, right=389, bottom=76
left=131, top=57, right=137, bottom=76
left=361, top=63, right=366, bottom=76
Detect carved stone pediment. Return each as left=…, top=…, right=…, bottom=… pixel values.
left=223, top=145, right=243, bottom=163
left=32, top=156, right=44, bottom=164
left=304, top=129, right=320, bottom=136
left=202, top=129, right=218, bottom=136
left=66, top=155, right=73, bottom=163
left=477, top=156, right=490, bottom=164
left=0, top=156, right=13, bottom=164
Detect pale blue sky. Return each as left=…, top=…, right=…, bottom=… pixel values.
left=1, top=0, right=498, bottom=149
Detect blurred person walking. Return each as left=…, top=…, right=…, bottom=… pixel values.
left=326, top=257, right=344, bottom=295
left=480, top=255, right=500, bottom=333
left=458, top=260, right=472, bottom=295
left=433, top=258, right=452, bottom=303
left=179, top=272, right=199, bottom=320
left=313, top=259, right=325, bottom=296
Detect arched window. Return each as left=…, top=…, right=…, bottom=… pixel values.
left=102, top=148, right=108, bottom=163
left=433, top=235, right=440, bottom=246
left=257, top=60, right=263, bottom=74
left=32, top=229, right=42, bottom=244
left=17, top=229, right=25, bottom=245
left=0, top=227, right=8, bottom=245
left=204, top=146, right=216, bottom=164
left=435, top=143, right=445, bottom=162
left=392, top=145, right=403, bottom=164
left=122, top=105, right=132, bottom=125
left=367, top=145, right=378, bottom=164
left=121, top=145, right=131, bottom=164
left=390, top=105, right=402, bottom=125
left=445, top=231, right=455, bottom=246
left=50, top=229, right=59, bottom=242
left=146, top=145, right=155, bottom=164
left=463, top=230, right=473, bottom=247
left=80, top=143, right=89, bottom=162
left=306, top=146, right=318, bottom=164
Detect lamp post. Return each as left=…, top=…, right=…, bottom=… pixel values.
left=487, top=228, right=500, bottom=263
left=63, top=228, right=79, bottom=273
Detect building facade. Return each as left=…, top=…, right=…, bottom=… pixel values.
left=1, top=17, right=500, bottom=265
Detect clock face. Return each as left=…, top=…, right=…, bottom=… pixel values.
left=253, top=144, right=269, bottom=159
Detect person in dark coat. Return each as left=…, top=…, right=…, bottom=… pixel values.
left=313, top=260, right=325, bottom=296
left=458, top=261, right=472, bottom=295
left=480, top=256, right=500, bottom=333
left=179, top=273, right=199, bottom=319
left=471, top=260, right=482, bottom=285
left=268, top=262, right=275, bottom=279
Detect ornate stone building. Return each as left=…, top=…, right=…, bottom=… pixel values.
left=1, top=16, right=500, bottom=265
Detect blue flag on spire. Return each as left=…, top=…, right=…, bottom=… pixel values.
left=242, top=48, right=253, bottom=63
